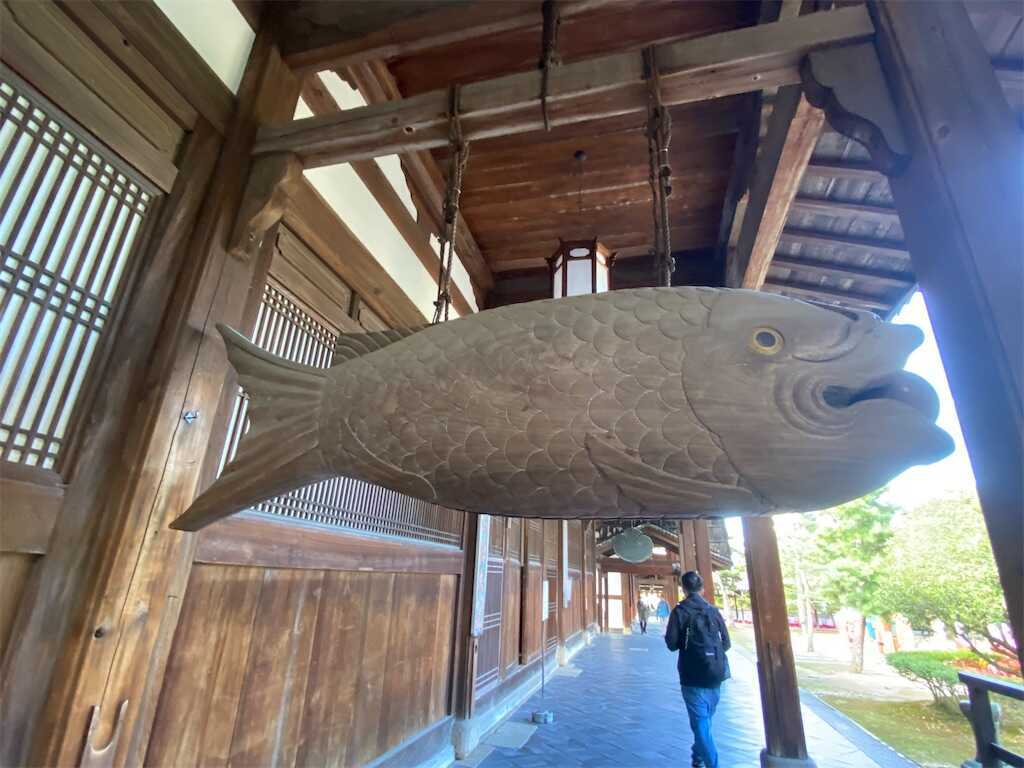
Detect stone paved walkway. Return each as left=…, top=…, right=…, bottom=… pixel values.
left=456, top=630, right=916, bottom=768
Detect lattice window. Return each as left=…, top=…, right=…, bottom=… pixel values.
left=219, top=276, right=462, bottom=547
left=0, top=69, right=157, bottom=470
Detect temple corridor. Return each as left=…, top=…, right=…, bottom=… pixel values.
left=456, top=631, right=915, bottom=768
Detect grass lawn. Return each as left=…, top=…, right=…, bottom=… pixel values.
left=729, top=625, right=1024, bottom=767
left=821, top=696, right=971, bottom=766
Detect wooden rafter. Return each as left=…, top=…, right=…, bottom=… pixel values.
left=778, top=228, right=910, bottom=260
left=344, top=61, right=493, bottom=298
left=282, top=0, right=619, bottom=74
left=254, top=6, right=874, bottom=166
left=301, top=74, right=475, bottom=316
left=770, top=256, right=914, bottom=289
left=790, top=196, right=900, bottom=226
left=802, top=160, right=886, bottom=183
left=733, top=85, right=826, bottom=290
left=283, top=178, right=426, bottom=328
left=762, top=280, right=890, bottom=311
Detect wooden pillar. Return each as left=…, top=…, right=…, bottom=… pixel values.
left=678, top=520, right=698, bottom=571
left=693, top=520, right=717, bottom=605
left=868, top=0, right=1023, bottom=664
left=453, top=512, right=483, bottom=719
left=0, top=27, right=302, bottom=768
left=744, top=516, right=811, bottom=766
left=600, top=571, right=608, bottom=631
left=556, top=521, right=568, bottom=658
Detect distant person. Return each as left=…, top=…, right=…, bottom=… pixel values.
left=637, top=599, right=651, bottom=634
left=665, top=571, right=731, bottom=768
left=656, top=596, right=670, bottom=622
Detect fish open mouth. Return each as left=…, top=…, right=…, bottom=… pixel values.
left=821, top=370, right=940, bottom=422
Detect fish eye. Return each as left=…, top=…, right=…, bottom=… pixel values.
left=751, top=327, right=783, bottom=355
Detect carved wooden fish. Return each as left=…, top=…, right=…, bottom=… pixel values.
left=172, top=287, right=952, bottom=530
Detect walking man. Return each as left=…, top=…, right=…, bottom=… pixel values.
left=665, top=571, right=730, bottom=768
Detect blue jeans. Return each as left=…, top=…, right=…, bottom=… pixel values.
left=681, top=685, right=721, bottom=768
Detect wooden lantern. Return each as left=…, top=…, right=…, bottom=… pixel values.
left=547, top=238, right=614, bottom=298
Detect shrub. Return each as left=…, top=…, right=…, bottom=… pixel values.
left=886, top=650, right=975, bottom=705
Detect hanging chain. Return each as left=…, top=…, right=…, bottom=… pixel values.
left=643, top=46, right=674, bottom=288
left=432, top=84, right=471, bottom=324
left=539, top=0, right=561, bottom=132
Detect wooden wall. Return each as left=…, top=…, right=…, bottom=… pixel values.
left=471, top=517, right=598, bottom=715
left=0, top=554, right=36, bottom=662
left=147, top=563, right=457, bottom=767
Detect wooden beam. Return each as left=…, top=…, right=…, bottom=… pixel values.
left=283, top=0, right=617, bottom=74
left=763, top=280, right=891, bottom=311
left=77, top=0, right=236, bottom=134
left=870, top=0, right=1023, bottom=665
left=744, top=516, right=810, bottom=761
left=255, top=6, right=874, bottom=167
left=345, top=61, right=493, bottom=299
left=0, top=3, right=178, bottom=192
left=598, top=560, right=680, bottom=576
left=778, top=228, right=911, bottom=260
left=195, top=512, right=463, bottom=573
left=803, top=160, right=886, bottom=183
left=283, top=178, right=426, bottom=328
left=770, top=255, right=915, bottom=288
left=692, top=519, right=717, bottom=605
left=678, top=520, right=698, bottom=572
left=790, top=196, right=901, bottom=226
left=733, top=85, right=826, bottom=289
left=716, top=92, right=762, bottom=285
left=301, top=74, right=474, bottom=317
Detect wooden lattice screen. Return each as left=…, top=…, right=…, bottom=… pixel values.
left=219, top=276, right=463, bottom=547
left=0, top=69, right=157, bottom=471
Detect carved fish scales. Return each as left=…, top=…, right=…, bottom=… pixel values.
left=173, top=287, right=953, bottom=531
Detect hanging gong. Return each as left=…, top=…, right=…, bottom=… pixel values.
left=612, top=527, right=654, bottom=564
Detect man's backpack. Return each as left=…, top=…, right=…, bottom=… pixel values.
left=679, top=605, right=728, bottom=687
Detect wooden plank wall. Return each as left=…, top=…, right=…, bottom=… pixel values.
left=0, top=4, right=465, bottom=766
left=146, top=564, right=457, bottom=767
left=0, top=554, right=36, bottom=662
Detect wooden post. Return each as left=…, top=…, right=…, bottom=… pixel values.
left=0, top=27, right=302, bottom=768
left=678, top=520, right=698, bottom=571
left=693, top=520, right=717, bottom=605
left=556, top=521, right=568, bottom=660
left=744, top=517, right=812, bottom=767
left=452, top=512, right=481, bottom=720
left=867, top=0, right=1023, bottom=664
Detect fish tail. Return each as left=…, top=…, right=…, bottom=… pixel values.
left=170, top=323, right=333, bottom=531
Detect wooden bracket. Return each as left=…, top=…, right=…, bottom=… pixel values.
left=801, top=42, right=910, bottom=175
left=227, top=152, right=303, bottom=261
left=78, top=699, right=128, bottom=768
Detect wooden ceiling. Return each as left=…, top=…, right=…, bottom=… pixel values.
left=383, top=0, right=754, bottom=275
left=250, top=0, right=1022, bottom=315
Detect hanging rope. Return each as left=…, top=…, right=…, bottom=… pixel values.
left=432, top=85, right=471, bottom=324
left=643, top=46, right=674, bottom=288
left=539, top=0, right=561, bottom=132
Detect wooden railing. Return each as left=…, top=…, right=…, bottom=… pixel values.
left=959, top=671, right=1024, bottom=767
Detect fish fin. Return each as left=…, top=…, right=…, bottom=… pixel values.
left=584, top=433, right=763, bottom=515
left=332, top=327, right=426, bottom=364
left=170, top=324, right=333, bottom=531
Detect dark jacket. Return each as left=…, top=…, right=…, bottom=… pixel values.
left=664, top=594, right=731, bottom=687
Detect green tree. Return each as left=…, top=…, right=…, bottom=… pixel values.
left=778, top=514, right=827, bottom=653
left=880, top=495, right=1015, bottom=675
left=810, top=489, right=898, bottom=672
